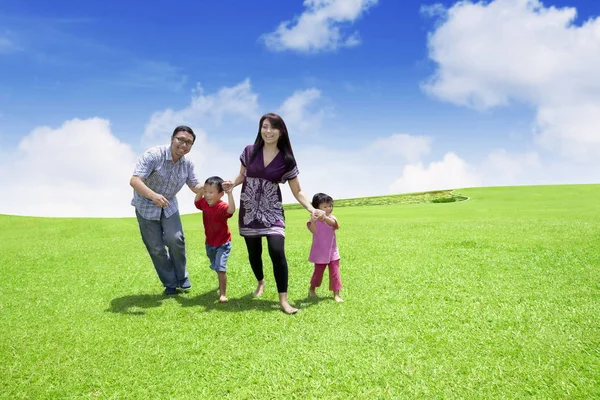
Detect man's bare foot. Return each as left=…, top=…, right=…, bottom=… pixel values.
left=280, top=301, right=298, bottom=314
left=253, top=280, right=265, bottom=297
left=334, top=295, right=344, bottom=303
left=219, top=295, right=228, bottom=303
left=308, top=287, right=317, bottom=297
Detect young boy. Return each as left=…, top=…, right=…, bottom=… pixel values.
left=194, top=176, right=235, bottom=302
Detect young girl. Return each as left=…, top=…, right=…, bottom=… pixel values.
left=307, top=193, right=343, bottom=302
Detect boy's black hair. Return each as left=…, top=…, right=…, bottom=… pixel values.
left=311, top=192, right=334, bottom=209
left=204, top=176, right=224, bottom=192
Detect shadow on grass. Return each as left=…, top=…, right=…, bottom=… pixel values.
left=107, top=289, right=317, bottom=315
left=106, top=294, right=167, bottom=315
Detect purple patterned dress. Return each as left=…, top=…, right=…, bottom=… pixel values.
left=239, top=145, right=299, bottom=237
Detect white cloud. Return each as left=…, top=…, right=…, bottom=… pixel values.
left=261, top=0, right=378, bottom=53
left=277, top=88, right=326, bottom=135
left=534, top=103, right=600, bottom=159
left=0, top=118, right=138, bottom=217
left=424, top=0, right=600, bottom=161
left=369, top=133, right=432, bottom=163
left=143, top=79, right=260, bottom=147
left=483, top=149, right=541, bottom=186
left=388, top=153, right=481, bottom=194
left=0, top=35, right=21, bottom=54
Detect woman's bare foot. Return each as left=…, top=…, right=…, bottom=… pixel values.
left=280, top=301, right=298, bottom=314
left=253, top=280, right=265, bottom=297
left=279, top=292, right=298, bottom=314
left=308, top=286, right=317, bottom=297
left=219, top=295, right=228, bottom=303
left=333, top=291, right=343, bottom=302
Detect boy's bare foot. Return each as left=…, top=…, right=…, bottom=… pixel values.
left=253, top=280, right=265, bottom=297
left=308, top=287, right=317, bottom=297
left=219, top=295, right=228, bottom=303
left=280, top=302, right=298, bottom=314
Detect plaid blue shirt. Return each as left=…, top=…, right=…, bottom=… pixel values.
left=131, top=145, right=199, bottom=220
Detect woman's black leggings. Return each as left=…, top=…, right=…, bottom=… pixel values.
left=244, top=236, right=288, bottom=293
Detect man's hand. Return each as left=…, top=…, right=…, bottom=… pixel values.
left=150, top=193, right=170, bottom=208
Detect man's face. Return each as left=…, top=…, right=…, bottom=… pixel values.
left=171, top=131, right=194, bottom=159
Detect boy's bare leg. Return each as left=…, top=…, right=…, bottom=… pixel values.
left=333, top=290, right=343, bottom=303
left=308, top=286, right=317, bottom=297
left=218, top=272, right=228, bottom=302
left=253, top=279, right=266, bottom=297
left=279, top=292, right=298, bottom=314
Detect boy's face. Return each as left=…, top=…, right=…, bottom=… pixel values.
left=204, top=184, right=224, bottom=206
left=318, top=202, right=333, bottom=216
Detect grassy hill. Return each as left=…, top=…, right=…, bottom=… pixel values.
left=283, top=189, right=467, bottom=210
left=1, top=184, right=598, bottom=399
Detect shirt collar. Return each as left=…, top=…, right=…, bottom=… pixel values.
left=166, top=145, right=184, bottom=163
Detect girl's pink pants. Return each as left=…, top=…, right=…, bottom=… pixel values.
left=310, top=260, right=342, bottom=291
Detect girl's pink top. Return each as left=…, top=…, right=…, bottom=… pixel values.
left=308, top=216, right=340, bottom=264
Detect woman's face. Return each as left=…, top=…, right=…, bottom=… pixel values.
left=261, top=119, right=281, bottom=146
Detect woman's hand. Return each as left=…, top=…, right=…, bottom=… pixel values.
left=312, top=209, right=326, bottom=220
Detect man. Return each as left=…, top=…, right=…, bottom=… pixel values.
left=130, top=125, right=203, bottom=295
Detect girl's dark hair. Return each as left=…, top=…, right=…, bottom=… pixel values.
left=311, top=193, right=334, bottom=209
left=249, top=113, right=296, bottom=169
left=172, top=125, right=196, bottom=143
left=204, top=176, right=224, bottom=192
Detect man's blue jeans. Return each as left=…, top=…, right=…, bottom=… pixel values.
left=136, top=210, right=190, bottom=290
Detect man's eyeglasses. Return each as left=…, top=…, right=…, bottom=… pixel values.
left=173, top=136, right=194, bottom=146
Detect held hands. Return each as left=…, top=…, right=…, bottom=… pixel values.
left=222, top=180, right=234, bottom=192
left=311, top=209, right=326, bottom=221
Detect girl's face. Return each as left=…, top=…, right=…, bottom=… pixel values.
left=318, top=202, right=333, bottom=216
left=261, top=119, right=281, bottom=146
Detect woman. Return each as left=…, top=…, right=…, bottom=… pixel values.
left=223, top=113, right=325, bottom=314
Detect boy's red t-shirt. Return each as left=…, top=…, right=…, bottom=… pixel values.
left=194, top=198, right=233, bottom=247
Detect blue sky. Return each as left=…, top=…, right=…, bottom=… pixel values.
left=1, top=0, right=599, bottom=217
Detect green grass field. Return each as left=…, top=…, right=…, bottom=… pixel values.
left=1, top=185, right=599, bottom=399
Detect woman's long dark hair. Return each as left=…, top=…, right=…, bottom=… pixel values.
left=250, top=113, right=296, bottom=169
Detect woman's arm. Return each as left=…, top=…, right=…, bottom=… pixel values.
left=288, top=177, right=325, bottom=219
left=222, top=165, right=246, bottom=192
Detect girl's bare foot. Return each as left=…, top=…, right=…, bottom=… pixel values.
left=333, top=291, right=343, bottom=302
left=219, top=295, right=228, bottom=303
left=253, top=280, right=265, bottom=297
left=308, top=286, right=317, bottom=297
